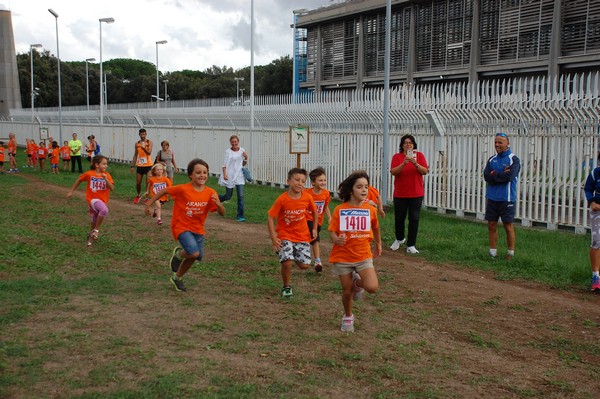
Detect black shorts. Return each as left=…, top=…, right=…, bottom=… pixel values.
left=485, top=199, right=515, bottom=223
left=136, top=166, right=152, bottom=175
left=307, top=220, right=322, bottom=244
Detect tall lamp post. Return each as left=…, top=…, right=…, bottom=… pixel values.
left=99, top=17, right=115, bottom=125
left=48, top=9, right=62, bottom=144
left=29, top=43, right=42, bottom=121
left=85, top=58, right=95, bottom=110
left=164, top=79, right=169, bottom=105
left=234, top=77, right=244, bottom=103
left=155, top=40, right=167, bottom=109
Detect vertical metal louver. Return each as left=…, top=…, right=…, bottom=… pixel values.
left=364, top=8, right=411, bottom=77
left=562, top=0, right=600, bottom=56
left=416, top=0, right=473, bottom=72
left=318, top=17, right=359, bottom=81
left=480, top=0, right=553, bottom=65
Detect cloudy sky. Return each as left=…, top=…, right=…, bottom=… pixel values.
left=4, top=0, right=336, bottom=72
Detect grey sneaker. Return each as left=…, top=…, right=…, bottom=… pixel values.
left=170, top=275, right=187, bottom=292
left=340, top=314, right=355, bottom=332
left=352, top=271, right=364, bottom=301
left=170, top=246, right=183, bottom=273
left=281, top=286, right=293, bottom=297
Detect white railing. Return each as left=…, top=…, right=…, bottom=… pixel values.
left=5, top=73, right=600, bottom=232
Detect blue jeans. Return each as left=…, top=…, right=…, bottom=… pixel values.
left=177, top=231, right=205, bottom=261
left=219, top=184, right=245, bottom=219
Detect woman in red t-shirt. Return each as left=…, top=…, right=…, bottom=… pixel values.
left=389, top=134, right=429, bottom=254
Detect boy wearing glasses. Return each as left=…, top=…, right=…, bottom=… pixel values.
left=483, top=132, right=521, bottom=260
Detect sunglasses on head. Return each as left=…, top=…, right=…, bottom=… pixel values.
left=495, top=133, right=507, bottom=138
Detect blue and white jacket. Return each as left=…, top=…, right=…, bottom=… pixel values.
left=584, top=167, right=600, bottom=205
left=483, top=149, right=521, bottom=203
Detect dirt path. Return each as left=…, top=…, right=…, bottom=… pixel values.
left=6, top=177, right=600, bottom=398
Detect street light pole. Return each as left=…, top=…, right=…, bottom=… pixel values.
left=155, top=40, right=167, bottom=109
left=234, top=77, right=244, bottom=103
left=99, top=17, right=115, bottom=125
left=85, top=58, right=95, bottom=111
left=30, top=44, right=42, bottom=121
left=48, top=9, right=62, bottom=144
left=164, top=79, right=169, bottom=105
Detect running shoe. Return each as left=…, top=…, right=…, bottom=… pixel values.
left=157, top=218, right=163, bottom=225
left=315, top=262, right=323, bottom=273
left=144, top=198, right=149, bottom=205
left=281, top=286, right=293, bottom=297
left=133, top=195, right=141, bottom=204
left=236, top=217, right=246, bottom=222
left=592, top=275, right=600, bottom=292
left=340, top=314, right=355, bottom=332
left=170, top=276, right=187, bottom=292
left=390, top=238, right=406, bottom=251
left=90, top=229, right=99, bottom=240
left=170, top=246, right=183, bottom=273
left=352, top=271, right=364, bottom=301
left=406, top=246, right=420, bottom=254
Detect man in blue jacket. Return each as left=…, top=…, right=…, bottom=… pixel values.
left=483, top=133, right=521, bottom=260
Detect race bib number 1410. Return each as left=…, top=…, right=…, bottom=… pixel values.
left=339, top=209, right=371, bottom=232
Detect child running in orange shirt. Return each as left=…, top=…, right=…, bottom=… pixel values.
left=366, top=185, right=386, bottom=218
left=60, top=140, right=71, bottom=172
left=304, top=167, right=331, bottom=272
left=49, top=141, right=60, bottom=174
left=145, top=158, right=225, bottom=292
left=145, top=162, right=172, bottom=225
left=67, top=155, right=115, bottom=247
left=37, top=141, right=48, bottom=173
left=267, top=167, right=318, bottom=297
left=329, top=170, right=382, bottom=332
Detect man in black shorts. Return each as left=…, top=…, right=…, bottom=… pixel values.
left=130, top=128, right=153, bottom=204
left=483, top=133, right=521, bottom=260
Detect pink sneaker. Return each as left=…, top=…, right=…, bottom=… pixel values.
left=133, top=195, right=141, bottom=204
left=341, top=314, right=354, bottom=332
left=157, top=218, right=163, bottom=225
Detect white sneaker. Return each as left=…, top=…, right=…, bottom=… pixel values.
left=390, top=239, right=406, bottom=251
left=406, top=246, right=419, bottom=254
left=340, top=314, right=355, bottom=332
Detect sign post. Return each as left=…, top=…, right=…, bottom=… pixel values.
left=289, top=125, right=310, bottom=168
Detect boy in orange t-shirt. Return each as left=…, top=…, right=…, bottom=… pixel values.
left=49, top=141, right=60, bottom=174
left=145, top=159, right=225, bottom=292
left=267, top=168, right=318, bottom=297
left=67, top=155, right=115, bottom=246
left=304, top=167, right=332, bottom=273
left=329, top=170, right=382, bottom=333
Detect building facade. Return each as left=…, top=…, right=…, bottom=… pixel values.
left=295, top=0, right=600, bottom=92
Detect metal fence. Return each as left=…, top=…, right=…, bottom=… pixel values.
left=5, top=72, right=600, bottom=233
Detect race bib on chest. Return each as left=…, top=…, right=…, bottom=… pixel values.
left=137, top=157, right=147, bottom=165
left=153, top=182, right=168, bottom=194
left=90, top=176, right=107, bottom=192
left=315, top=200, right=325, bottom=214
left=339, top=208, right=371, bottom=232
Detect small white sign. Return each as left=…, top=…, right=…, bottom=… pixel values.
left=290, top=125, right=310, bottom=154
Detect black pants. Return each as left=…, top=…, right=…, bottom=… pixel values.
left=71, top=155, right=83, bottom=173
left=393, top=196, right=424, bottom=247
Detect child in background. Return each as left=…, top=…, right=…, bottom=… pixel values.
left=67, top=155, right=115, bottom=247
left=0, top=141, right=5, bottom=173
left=60, top=140, right=71, bottom=172
left=37, top=141, right=48, bottom=173
left=145, top=162, right=172, bottom=225
left=329, top=170, right=382, bottom=332
left=304, top=167, right=331, bottom=272
left=145, top=159, right=225, bottom=292
left=29, top=139, right=38, bottom=169
left=366, top=185, right=386, bottom=218
left=25, top=139, right=34, bottom=168
left=7, top=133, right=18, bottom=173
left=49, top=141, right=60, bottom=174
left=267, top=168, right=318, bottom=297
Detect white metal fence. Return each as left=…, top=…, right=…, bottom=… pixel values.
left=5, top=72, right=600, bottom=233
